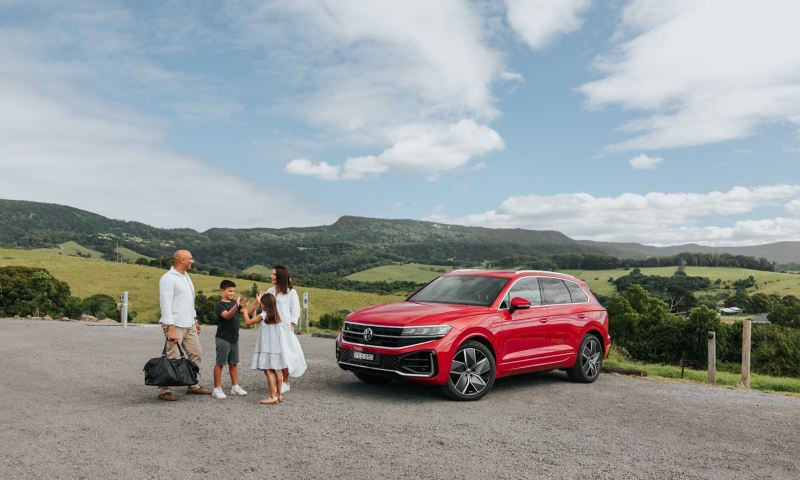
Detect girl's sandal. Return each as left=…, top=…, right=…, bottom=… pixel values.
left=259, top=397, right=279, bottom=405
left=277, top=394, right=283, bottom=403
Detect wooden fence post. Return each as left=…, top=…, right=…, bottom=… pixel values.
left=707, top=331, right=716, bottom=384
left=741, top=320, right=751, bottom=388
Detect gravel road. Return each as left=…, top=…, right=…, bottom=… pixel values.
left=1, top=319, right=798, bottom=480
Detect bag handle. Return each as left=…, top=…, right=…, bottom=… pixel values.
left=162, top=340, right=188, bottom=358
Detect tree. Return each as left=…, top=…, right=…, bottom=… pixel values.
left=81, top=294, right=119, bottom=319
left=0, top=266, right=72, bottom=317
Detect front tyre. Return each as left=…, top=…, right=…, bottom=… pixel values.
left=567, top=334, right=602, bottom=383
left=443, top=340, right=496, bottom=401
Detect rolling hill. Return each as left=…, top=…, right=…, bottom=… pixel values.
left=2, top=198, right=798, bottom=277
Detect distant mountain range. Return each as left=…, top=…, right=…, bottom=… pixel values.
left=1, top=198, right=798, bottom=273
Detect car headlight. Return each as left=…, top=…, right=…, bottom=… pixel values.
left=401, top=325, right=452, bottom=337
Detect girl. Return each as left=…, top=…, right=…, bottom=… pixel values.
left=268, top=265, right=307, bottom=391
left=244, top=293, right=285, bottom=405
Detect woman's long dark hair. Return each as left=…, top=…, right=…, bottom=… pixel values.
left=273, top=265, right=293, bottom=294
left=260, top=293, right=281, bottom=324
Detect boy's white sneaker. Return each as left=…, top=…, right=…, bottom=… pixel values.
left=280, top=383, right=290, bottom=394
left=212, top=387, right=227, bottom=399
left=230, top=384, right=248, bottom=396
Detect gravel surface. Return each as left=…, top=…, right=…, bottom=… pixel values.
left=1, top=319, right=798, bottom=480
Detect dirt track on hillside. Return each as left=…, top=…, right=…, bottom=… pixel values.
left=1, top=319, right=798, bottom=480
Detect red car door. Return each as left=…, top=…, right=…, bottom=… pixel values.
left=497, top=276, right=551, bottom=372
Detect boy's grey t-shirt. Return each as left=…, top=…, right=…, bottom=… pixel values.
left=214, top=300, right=240, bottom=343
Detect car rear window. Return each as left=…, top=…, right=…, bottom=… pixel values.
left=409, top=275, right=509, bottom=307
left=539, top=277, right=571, bottom=305
left=565, top=281, right=589, bottom=303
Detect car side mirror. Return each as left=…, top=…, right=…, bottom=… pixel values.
left=509, top=296, right=532, bottom=314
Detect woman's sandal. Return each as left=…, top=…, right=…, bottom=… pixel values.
left=259, top=397, right=279, bottom=405
left=277, top=393, right=283, bottom=403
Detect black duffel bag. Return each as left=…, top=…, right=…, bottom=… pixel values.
left=143, top=341, right=199, bottom=387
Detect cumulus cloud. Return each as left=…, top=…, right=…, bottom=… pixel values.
left=0, top=7, right=327, bottom=230
left=224, top=1, right=509, bottom=179
left=286, top=119, right=504, bottom=180
left=425, top=184, right=800, bottom=245
left=580, top=0, right=800, bottom=151
left=629, top=153, right=663, bottom=169
left=505, top=0, right=591, bottom=49
left=787, top=199, right=800, bottom=216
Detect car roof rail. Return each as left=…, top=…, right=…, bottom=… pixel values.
left=451, top=268, right=484, bottom=273
left=515, top=269, right=577, bottom=278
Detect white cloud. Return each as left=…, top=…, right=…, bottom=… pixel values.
left=229, top=1, right=508, bottom=179
left=287, top=119, right=504, bottom=180
left=787, top=199, right=800, bottom=216
left=580, top=0, right=800, bottom=151
left=629, top=153, right=663, bottom=169
left=505, top=0, right=591, bottom=49
left=284, top=159, right=342, bottom=182
left=425, top=184, right=800, bottom=245
left=0, top=10, right=328, bottom=230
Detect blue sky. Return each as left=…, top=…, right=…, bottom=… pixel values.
left=1, top=0, right=799, bottom=246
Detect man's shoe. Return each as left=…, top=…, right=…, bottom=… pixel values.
left=186, top=386, right=212, bottom=395
left=211, top=387, right=227, bottom=399
left=230, top=384, right=248, bottom=396
left=158, top=392, right=177, bottom=401
left=280, top=383, right=290, bottom=394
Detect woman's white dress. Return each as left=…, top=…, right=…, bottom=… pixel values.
left=249, top=287, right=307, bottom=377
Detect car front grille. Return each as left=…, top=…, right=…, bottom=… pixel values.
left=342, top=322, right=441, bottom=348
left=336, top=347, right=437, bottom=377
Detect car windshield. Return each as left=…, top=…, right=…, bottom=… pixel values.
left=408, top=275, right=509, bottom=307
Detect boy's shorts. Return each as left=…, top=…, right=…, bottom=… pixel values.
left=215, top=337, right=239, bottom=366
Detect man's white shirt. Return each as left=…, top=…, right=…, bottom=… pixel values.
left=159, top=267, right=196, bottom=328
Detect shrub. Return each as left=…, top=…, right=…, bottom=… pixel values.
left=319, top=310, right=349, bottom=330
left=0, top=266, right=72, bottom=317
left=81, top=294, right=119, bottom=320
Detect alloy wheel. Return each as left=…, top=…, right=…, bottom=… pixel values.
left=449, top=347, right=491, bottom=396
left=582, top=337, right=601, bottom=379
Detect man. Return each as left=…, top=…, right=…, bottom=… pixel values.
left=157, top=249, right=211, bottom=401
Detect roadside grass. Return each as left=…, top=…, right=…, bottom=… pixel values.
left=346, top=263, right=454, bottom=283
left=0, top=248, right=403, bottom=323
left=561, top=266, right=800, bottom=297
left=604, top=356, right=800, bottom=395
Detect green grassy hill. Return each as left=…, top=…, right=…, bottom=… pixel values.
left=563, top=266, right=800, bottom=297
left=0, top=248, right=403, bottom=323
left=114, top=246, right=153, bottom=262
left=346, top=263, right=455, bottom=283
left=38, top=241, right=103, bottom=259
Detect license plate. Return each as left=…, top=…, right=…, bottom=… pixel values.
left=353, top=351, right=376, bottom=363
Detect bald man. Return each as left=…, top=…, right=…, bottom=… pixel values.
left=156, top=249, right=211, bottom=401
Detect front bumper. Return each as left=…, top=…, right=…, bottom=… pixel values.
left=336, top=341, right=438, bottom=379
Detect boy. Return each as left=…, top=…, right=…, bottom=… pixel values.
left=212, top=280, right=248, bottom=399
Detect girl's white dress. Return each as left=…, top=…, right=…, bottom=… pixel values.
left=250, top=312, right=287, bottom=370
left=249, top=287, right=307, bottom=377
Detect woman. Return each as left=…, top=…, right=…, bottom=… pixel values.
left=267, top=265, right=307, bottom=390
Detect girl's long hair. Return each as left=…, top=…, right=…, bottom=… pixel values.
left=260, top=293, right=281, bottom=324
left=273, top=265, right=293, bottom=294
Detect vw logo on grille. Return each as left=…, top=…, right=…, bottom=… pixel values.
left=363, top=327, right=374, bottom=343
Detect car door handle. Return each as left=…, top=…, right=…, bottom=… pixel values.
left=538, top=317, right=549, bottom=323
left=577, top=314, right=586, bottom=319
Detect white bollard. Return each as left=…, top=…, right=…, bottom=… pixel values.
left=121, top=291, right=129, bottom=328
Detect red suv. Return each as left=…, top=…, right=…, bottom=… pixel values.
left=336, top=269, right=610, bottom=400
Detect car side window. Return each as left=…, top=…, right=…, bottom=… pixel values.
left=540, top=277, right=571, bottom=305
left=506, top=277, right=542, bottom=306
left=565, top=281, right=589, bottom=303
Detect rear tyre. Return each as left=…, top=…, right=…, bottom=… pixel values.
left=353, top=372, right=391, bottom=384
left=567, top=334, right=603, bottom=383
left=442, top=340, right=496, bottom=401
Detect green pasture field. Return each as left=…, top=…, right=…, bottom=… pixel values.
left=562, top=266, right=800, bottom=297
left=346, top=263, right=454, bottom=283
left=0, top=248, right=403, bottom=323
left=114, top=246, right=153, bottom=262
left=38, top=241, right=103, bottom=259
left=242, top=264, right=271, bottom=277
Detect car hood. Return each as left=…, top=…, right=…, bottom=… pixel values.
left=347, top=301, right=489, bottom=327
